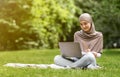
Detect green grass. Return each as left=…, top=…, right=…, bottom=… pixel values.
left=0, top=49, right=120, bottom=77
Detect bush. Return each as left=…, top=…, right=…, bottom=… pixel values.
left=0, top=0, right=39, bottom=50
left=31, top=0, right=82, bottom=48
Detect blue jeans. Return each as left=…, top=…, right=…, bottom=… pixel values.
left=54, top=52, right=97, bottom=68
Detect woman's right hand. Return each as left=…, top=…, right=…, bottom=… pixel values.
left=85, top=49, right=91, bottom=52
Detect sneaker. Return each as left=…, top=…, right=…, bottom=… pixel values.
left=87, top=65, right=101, bottom=70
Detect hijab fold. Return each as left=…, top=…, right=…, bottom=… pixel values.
left=74, top=13, right=103, bottom=53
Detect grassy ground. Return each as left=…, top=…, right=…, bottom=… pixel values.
left=0, top=49, right=120, bottom=77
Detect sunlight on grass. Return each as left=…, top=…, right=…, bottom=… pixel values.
left=0, top=49, right=119, bottom=77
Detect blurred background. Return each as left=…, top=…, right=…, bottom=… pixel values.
left=0, top=0, right=119, bottom=50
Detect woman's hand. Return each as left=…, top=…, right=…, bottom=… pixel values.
left=85, top=49, right=91, bottom=52
left=92, top=52, right=97, bottom=58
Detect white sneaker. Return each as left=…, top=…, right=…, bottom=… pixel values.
left=87, top=65, right=101, bottom=70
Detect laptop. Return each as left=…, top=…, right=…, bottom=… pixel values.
left=59, top=42, right=82, bottom=57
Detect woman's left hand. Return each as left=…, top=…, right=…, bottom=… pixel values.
left=86, top=49, right=91, bottom=52
left=92, top=52, right=97, bottom=58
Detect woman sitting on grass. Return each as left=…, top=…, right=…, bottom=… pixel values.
left=54, top=13, right=103, bottom=69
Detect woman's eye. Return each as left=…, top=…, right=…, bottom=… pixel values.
left=84, top=23, right=87, bottom=25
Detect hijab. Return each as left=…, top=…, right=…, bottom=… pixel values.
left=74, top=13, right=103, bottom=53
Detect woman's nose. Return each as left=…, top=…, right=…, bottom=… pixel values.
left=82, top=25, right=86, bottom=28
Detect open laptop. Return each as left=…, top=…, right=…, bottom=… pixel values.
left=59, top=42, right=82, bottom=57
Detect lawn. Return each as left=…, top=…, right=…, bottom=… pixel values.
left=0, top=49, right=119, bottom=77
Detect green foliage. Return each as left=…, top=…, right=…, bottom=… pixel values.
left=91, top=0, right=120, bottom=48
left=31, top=0, right=81, bottom=48
left=74, top=0, right=98, bottom=13
left=0, top=0, right=119, bottom=50
left=0, top=0, right=39, bottom=50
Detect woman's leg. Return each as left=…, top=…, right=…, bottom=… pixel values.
left=54, top=55, right=73, bottom=67
left=70, top=52, right=97, bottom=68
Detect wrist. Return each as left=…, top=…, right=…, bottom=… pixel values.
left=92, top=52, right=101, bottom=58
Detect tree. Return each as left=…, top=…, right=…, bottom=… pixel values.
left=31, top=0, right=82, bottom=48
left=91, top=0, right=120, bottom=48
left=0, top=0, right=39, bottom=50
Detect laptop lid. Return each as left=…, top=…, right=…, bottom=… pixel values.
left=59, top=42, right=82, bottom=57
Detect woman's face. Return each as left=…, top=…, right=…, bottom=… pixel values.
left=80, top=20, right=91, bottom=32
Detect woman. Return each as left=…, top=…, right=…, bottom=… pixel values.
left=54, top=13, right=103, bottom=69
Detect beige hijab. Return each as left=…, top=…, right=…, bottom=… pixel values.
left=74, top=13, right=103, bottom=53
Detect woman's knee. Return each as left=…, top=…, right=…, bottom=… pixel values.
left=54, top=55, right=63, bottom=65
left=85, top=52, right=96, bottom=61
left=54, top=55, right=73, bottom=66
